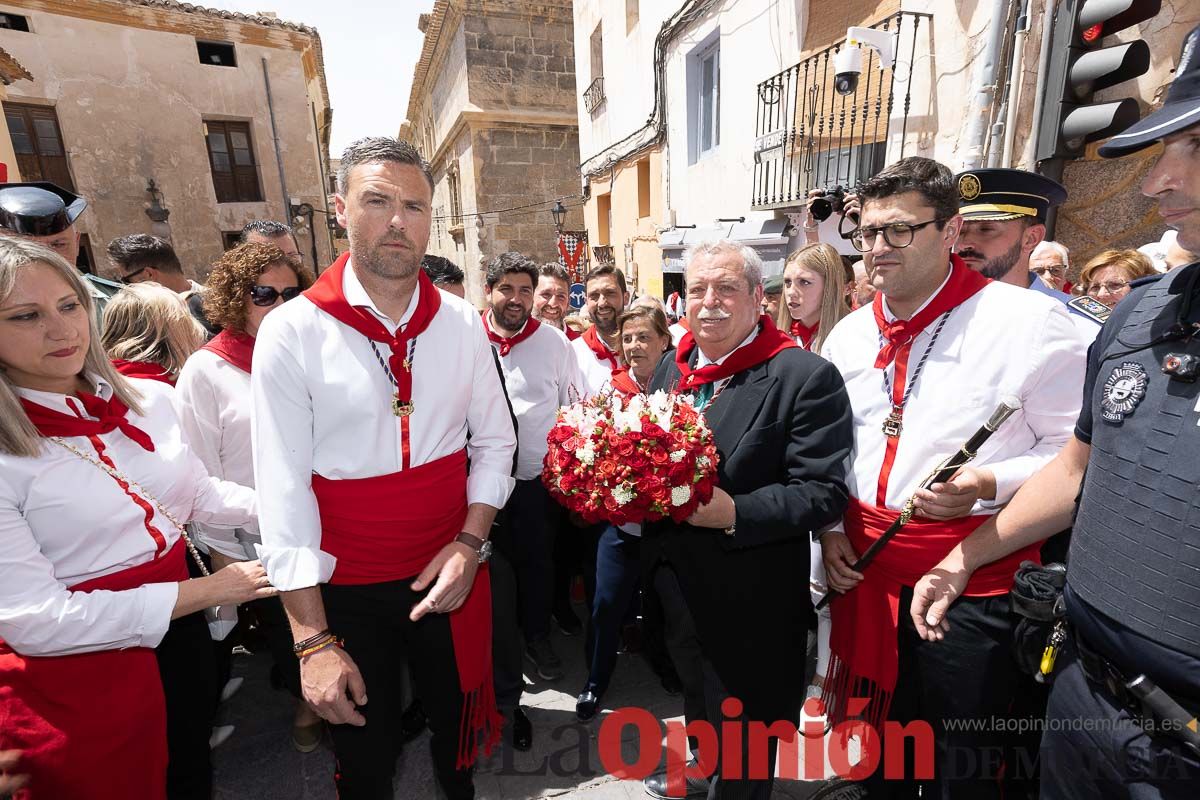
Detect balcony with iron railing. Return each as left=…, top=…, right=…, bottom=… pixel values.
left=584, top=76, right=606, bottom=114
left=751, top=11, right=931, bottom=210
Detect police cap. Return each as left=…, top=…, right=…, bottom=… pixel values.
left=0, top=182, right=87, bottom=236
left=953, top=168, right=1066, bottom=223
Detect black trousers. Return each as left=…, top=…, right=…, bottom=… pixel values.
left=864, top=587, right=1020, bottom=800
left=322, top=579, right=473, bottom=800
left=1041, top=641, right=1200, bottom=800
left=653, top=563, right=778, bottom=800
left=156, top=609, right=217, bottom=800
left=497, top=479, right=554, bottom=642
left=490, top=548, right=524, bottom=714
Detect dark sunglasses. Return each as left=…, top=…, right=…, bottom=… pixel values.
left=119, top=267, right=147, bottom=284
left=249, top=286, right=302, bottom=306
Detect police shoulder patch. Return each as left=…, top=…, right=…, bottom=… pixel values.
left=1100, top=361, right=1148, bottom=423
left=1067, top=295, right=1111, bottom=324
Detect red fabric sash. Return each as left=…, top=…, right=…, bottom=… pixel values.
left=608, top=366, right=643, bottom=397
left=824, top=498, right=1040, bottom=730
left=201, top=329, right=255, bottom=373
left=789, top=319, right=819, bottom=350
left=674, top=315, right=796, bottom=390
left=0, top=540, right=187, bottom=800
left=21, top=393, right=155, bottom=452
left=483, top=313, right=541, bottom=357
left=582, top=324, right=619, bottom=370
left=304, top=252, right=441, bottom=470
left=309, top=449, right=501, bottom=767
left=111, top=359, right=175, bottom=385
left=873, top=255, right=988, bottom=369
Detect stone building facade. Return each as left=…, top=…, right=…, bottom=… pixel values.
left=0, top=0, right=335, bottom=278
left=401, top=0, right=582, bottom=304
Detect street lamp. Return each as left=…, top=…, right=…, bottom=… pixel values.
left=550, top=199, right=567, bottom=233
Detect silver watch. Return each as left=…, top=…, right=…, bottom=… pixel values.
left=455, top=532, right=493, bottom=563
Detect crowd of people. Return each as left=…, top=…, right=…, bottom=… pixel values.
left=1, top=22, right=1198, bottom=800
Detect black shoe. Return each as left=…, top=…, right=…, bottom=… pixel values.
left=510, top=706, right=533, bottom=751
left=643, top=764, right=710, bottom=798
left=400, top=700, right=427, bottom=744
left=524, top=637, right=564, bottom=681
left=554, top=607, right=583, bottom=637
left=575, top=690, right=600, bottom=722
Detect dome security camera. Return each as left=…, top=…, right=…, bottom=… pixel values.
left=834, top=46, right=863, bottom=96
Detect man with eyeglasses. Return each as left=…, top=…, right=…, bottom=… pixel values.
left=240, top=219, right=305, bottom=269
left=817, top=157, right=1088, bottom=797
left=106, top=233, right=218, bottom=336
left=1030, top=240, right=1071, bottom=291
left=908, top=23, right=1200, bottom=799
left=954, top=168, right=1107, bottom=334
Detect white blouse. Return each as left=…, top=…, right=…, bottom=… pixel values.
left=0, top=375, right=256, bottom=656
left=821, top=279, right=1088, bottom=514
left=175, top=348, right=258, bottom=560
left=251, top=264, right=518, bottom=592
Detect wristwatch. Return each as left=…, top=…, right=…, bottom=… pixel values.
left=455, top=532, right=494, bottom=564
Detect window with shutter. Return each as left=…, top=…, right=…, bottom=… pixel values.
left=204, top=120, right=263, bottom=203
left=2, top=103, right=75, bottom=191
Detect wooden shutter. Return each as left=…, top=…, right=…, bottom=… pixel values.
left=3, top=103, right=75, bottom=190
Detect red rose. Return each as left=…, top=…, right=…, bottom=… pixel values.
left=649, top=447, right=670, bottom=465
left=642, top=422, right=667, bottom=439
left=614, top=437, right=635, bottom=457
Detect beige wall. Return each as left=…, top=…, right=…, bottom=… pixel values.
left=582, top=149, right=664, bottom=297
left=0, top=83, right=20, bottom=181
left=0, top=1, right=332, bottom=278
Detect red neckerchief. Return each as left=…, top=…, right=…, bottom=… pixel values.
left=582, top=324, right=619, bottom=370
left=608, top=366, right=643, bottom=397
left=789, top=319, right=819, bottom=350
left=201, top=330, right=255, bottom=374
left=873, top=255, right=988, bottom=369
left=21, top=391, right=155, bottom=451
left=674, top=315, right=796, bottom=391
left=111, top=359, right=174, bottom=386
left=304, top=252, right=441, bottom=469
left=482, top=312, right=541, bottom=357
left=564, top=326, right=581, bottom=341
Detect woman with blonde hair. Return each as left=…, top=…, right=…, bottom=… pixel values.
left=0, top=238, right=273, bottom=799
left=775, top=242, right=851, bottom=351
left=1079, top=248, right=1157, bottom=308
left=174, top=241, right=317, bottom=750
left=101, top=281, right=206, bottom=384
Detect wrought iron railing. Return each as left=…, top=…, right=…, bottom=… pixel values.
left=751, top=11, right=931, bottom=210
left=584, top=76, right=606, bottom=114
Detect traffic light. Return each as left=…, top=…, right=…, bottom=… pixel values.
left=1036, top=0, right=1161, bottom=162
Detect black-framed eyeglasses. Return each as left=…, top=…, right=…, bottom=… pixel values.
left=849, top=218, right=945, bottom=253
left=249, top=286, right=302, bottom=306
left=119, top=267, right=147, bottom=284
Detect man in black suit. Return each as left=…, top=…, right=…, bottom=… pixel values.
left=641, top=239, right=854, bottom=800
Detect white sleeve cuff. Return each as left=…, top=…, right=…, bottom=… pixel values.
left=258, top=545, right=337, bottom=591
left=137, top=581, right=180, bottom=649
left=466, top=470, right=516, bottom=511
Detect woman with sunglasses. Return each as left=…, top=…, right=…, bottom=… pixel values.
left=174, top=241, right=318, bottom=750
left=101, top=282, right=207, bottom=385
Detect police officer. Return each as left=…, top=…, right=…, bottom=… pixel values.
left=0, top=181, right=118, bottom=307
left=953, top=167, right=1109, bottom=332
left=909, top=24, right=1200, bottom=798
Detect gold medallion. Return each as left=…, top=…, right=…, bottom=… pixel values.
left=958, top=174, right=982, bottom=202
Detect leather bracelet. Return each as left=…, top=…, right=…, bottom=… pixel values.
left=292, top=629, right=332, bottom=654
left=297, top=636, right=342, bottom=660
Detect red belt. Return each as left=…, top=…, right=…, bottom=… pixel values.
left=0, top=539, right=187, bottom=799
left=311, top=449, right=501, bottom=768
left=824, top=498, right=1039, bottom=729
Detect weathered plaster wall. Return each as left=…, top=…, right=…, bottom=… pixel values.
left=0, top=2, right=332, bottom=277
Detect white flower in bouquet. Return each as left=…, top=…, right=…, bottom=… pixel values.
left=612, top=484, right=635, bottom=506
left=577, top=442, right=596, bottom=466
left=670, top=450, right=686, bottom=463
left=671, top=485, right=691, bottom=506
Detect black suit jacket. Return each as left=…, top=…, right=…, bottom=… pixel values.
left=644, top=344, right=853, bottom=723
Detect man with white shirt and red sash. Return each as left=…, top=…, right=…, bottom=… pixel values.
left=818, top=158, right=1087, bottom=797
left=480, top=251, right=581, bottom=747
left=533, top=261, right=581, bottom=341
left=251, top=137, right=516, bottom=800
left=572, top=265, right=628, bottom=395
left=640, top=239, right=854, bottom=800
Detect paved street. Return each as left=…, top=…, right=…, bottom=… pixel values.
left=213, top=609, right=849, bottom=799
